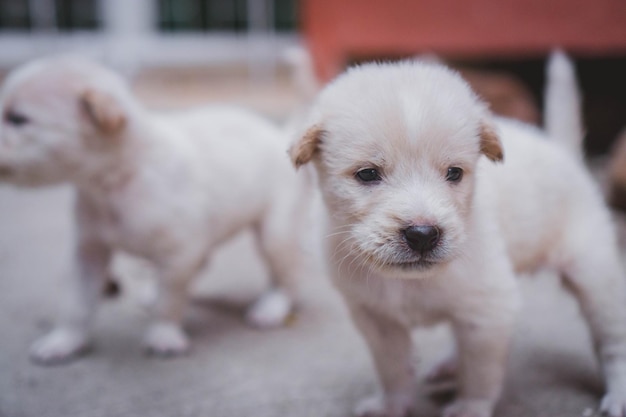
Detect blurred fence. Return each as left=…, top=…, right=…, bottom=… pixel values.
left=0, top=0, right=299, bottom=76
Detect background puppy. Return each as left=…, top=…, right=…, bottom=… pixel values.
left=0, top=56, right=309, bottom=363
left=290, top=52, right=626, bottom=417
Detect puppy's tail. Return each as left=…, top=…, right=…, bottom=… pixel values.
left=544, top=50, right=584, bottom=158
left=283, top=45, right=319, bottom=101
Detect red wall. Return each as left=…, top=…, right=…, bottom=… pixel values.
left=303, top=0, right=626, bottom=81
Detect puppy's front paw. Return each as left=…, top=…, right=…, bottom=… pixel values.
left=442, top=399, right=493, bottom=417
left=246, top=289, right=293, bottom=329
left=354, top=394, right=414, bottom=417
left=30, top=327, right=90, bottom=365
left=143, top=322, right=189, bottom=357
left=601, top=390, right=626, bottom=417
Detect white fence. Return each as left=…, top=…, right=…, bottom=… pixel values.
left=0, top=0, right=298, bottom=77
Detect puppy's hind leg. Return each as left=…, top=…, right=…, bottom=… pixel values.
left=559, top=222, right=626, bottom=417
left=143, top=253, right=205, bottom=356
left=30, top=237, right=112, bottom=365
left=245, top=206, right=305, bottom=329
left=426, top=344, right=459, bottom=384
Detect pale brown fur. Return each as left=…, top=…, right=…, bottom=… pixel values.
left=479, top=122, right=504, bottom=163
left=290, top=125, right=323, bottom=168
left=80, top=89, right=127, bottom=136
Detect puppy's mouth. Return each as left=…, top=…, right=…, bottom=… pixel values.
left=354, top=232, right=454, bottom=275
left=368, top=250, right=447, bottom=273
left=388, top=259, right=438, bottom=271
left=371, top=244, right=451, bottom=273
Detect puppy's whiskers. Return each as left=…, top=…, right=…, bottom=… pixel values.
left=334, top=235, right=360, bottom=278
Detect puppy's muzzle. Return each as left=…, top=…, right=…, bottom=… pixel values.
left=402, top=225, right=441, bottom=254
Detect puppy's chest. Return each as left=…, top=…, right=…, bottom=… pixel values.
left=347, top=278, right=451, bottom=327
left=389, top=283, right=450, bottom=326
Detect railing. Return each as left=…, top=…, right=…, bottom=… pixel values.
left=0, top=0, right=298, bottom=77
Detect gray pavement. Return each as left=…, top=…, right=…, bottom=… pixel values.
left=1, top=178, right=626, bottom=417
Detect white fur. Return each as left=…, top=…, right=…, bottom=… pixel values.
left=292, top=59, right=626, bottom=417
left=544, top=50, right=584, bottom=158
left=283, top=45, right=320, bottom=102
left=245, top=288, right=294, bottom=329
left=0, top=56, right=310, bottom=363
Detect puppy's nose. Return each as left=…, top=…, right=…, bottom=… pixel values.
left=403, top=225, right=441, bottom=253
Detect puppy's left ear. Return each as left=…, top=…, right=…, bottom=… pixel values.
left=289, top=124, right=323, bottom=169
left=80, top=88, right=126, bottom=136
left=479, top=121, right=504, bottom=162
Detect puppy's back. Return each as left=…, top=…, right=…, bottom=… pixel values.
left=481, top=117, right=604, bottom=271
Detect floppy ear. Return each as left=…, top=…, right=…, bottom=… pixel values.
left=479, top=121, right=504, bottom=162
left=289, top=124, right=323, bottom=169
left=80, top=88, right=126, bottom=135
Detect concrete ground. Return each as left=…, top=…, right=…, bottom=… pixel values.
left=2, top=69, right=626, bottom=417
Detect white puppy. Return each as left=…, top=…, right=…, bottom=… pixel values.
left=0, top=56, right=309, bottom=363
left=290, top=52, right=626, bottom=417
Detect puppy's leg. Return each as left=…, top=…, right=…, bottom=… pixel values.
left=424, top=350, right=459, bottom=397
left=348, top=304, right=416, bottom=417
left=560, top=234, right=626, bottom=417
left=143, top=255, right=204, bottom=356
left=246, top=212, right=303, bottom=328
left=443, top=318, right=513, bottom=417
left=426, top=345, right=459, bottom=383
left=30, top=238, right=111, bottom=364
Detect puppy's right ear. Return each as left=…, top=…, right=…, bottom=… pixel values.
left=289, top=125, right=323, bottom=169
left=80, top=88, right=126, bottom=136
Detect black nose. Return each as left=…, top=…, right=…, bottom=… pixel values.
left=403, top=225, right=441, bottom=253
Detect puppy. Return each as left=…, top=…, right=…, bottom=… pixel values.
left=0, top=56, right=309, bottom=363
left=290, top=52, right=626, bottom=417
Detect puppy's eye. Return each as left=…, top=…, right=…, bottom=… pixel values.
left=356, top=168, right=382, bottom=183
left=446, top=167, right=463, bottom=183
left=5, top=110, right=29, bottom=127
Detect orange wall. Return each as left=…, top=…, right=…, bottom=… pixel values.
left=303, top=0, right=626, bottom=81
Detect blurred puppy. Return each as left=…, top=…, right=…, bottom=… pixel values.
left=290, top=52, right=626, bottom=417
left=0, top=56, right=309, bottom=364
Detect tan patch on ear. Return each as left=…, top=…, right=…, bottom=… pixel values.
left=479, top=122, right=504, bottom=162
left=80, top=89, right=126, bottom=135
left=289, top=125, right=323, bottom=168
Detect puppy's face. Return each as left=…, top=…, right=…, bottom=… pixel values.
left=291, top=62, right=503, bottom=278
left=0, top=58, right=127, bottom=186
